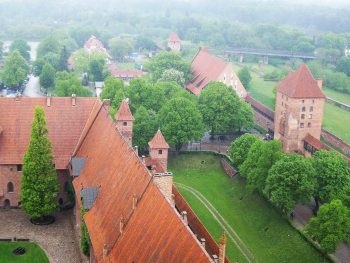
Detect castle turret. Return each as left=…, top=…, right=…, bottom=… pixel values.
left=115, top=99, right=134, bottom=146
left=148, top=130, right=169, bottom=171
left=274, top=64, right=325, bottom=153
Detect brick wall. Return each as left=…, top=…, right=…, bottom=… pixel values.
left=172, top=185, right=230, bottom=263
left=220, top=159, right=236, bottom=178
left=321, top=129, right=350, bottom=156
left=153, top=175, right=173, bottom=200
left=0, top=164, right=21, bottom=207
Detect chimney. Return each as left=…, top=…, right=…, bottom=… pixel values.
left=72, top=94, right=76, bottom=106
left=212, top=255, right=219, bottom=263
left=181, top=211, right=188, bottom=225
left=46, top=94, right=51, bottom=107
left=219, top=233, right=227, bottom=263
left=200, top=238, right=206, bottom=249
left=317, top=79, right=323, bottom=90
left=134, top=146, right=138, bottom=156
left=103, top=244, right=109, bottom=259
left=141, top=155, right=146, bottom=164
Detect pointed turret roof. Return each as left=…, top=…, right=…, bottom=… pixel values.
left=148, top=130, right=169, bottom=149
left=115, top=99, right=134, bottom=121
left=168, top=32, right=181, bottom=42
left=277, top=64, right=325, bottom=99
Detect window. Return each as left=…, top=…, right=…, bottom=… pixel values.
left=302, top=100, right=305, bottom=103
left=282, top=102, right=284, bottom=106
left=158, top=150, right=163, bottom=155
left=302, top=106, right=306, bottom=112
left=312, top=99, right=315, bottom=104
left=301, top=114, right=305, bottom=119
left=17, top=164, right=22, bottom=172
left=310, top=106, right=313, bottom=112
left=308, top=122, right=311, bottom=128
left=7, top=182, right=14, bottom=193
left=300, top=123, right=304, bottom=128
left=308, top=114, right=312, bottom=119
left=123, top=122, right=127, bottom=126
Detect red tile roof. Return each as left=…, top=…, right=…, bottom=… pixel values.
left=148, top=130, right=169, bottom=149
left=277, top=64, right=325, bottom=99
left=0, top=97, right=99, bottom=169
left=115, top=100, right=134, bottom=121
left=144, top=157, right=166, bottom=173
left=108, top=64, right=143, bottom=79
left=72, top=106, right=211, bottom=262
left=84, top=35, right=107, bottom=54
left=304, top=133, right=325, bottom=149
left=168, top=32, right=181, bottom=42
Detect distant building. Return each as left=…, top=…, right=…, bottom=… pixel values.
left=167, top=32, right=181, bottom=52
left=84, top=35, right=109, bottom=56
left=274, top=64, right=326, bottom=154
left=108, top=63, right=144, bottom=84
left=186, top=48, right=247, bottom=97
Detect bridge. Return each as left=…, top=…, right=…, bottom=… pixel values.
left=224, top=48, right=316, bottom=60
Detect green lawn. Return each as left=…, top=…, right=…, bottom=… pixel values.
left=170, top=153, right=329, bottom=263
left=323, top=103, right=350, bottom=143
left=324, top=88, right=350, bottom=105
left=0, top=242, right=49, bottom=263
left=247, top=75, right=276, bottom=110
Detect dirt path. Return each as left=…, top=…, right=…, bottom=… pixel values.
left=176, top=183, right=258, bottom=263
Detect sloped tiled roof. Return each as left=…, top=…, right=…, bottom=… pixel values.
left=304, top=133, right=325, bottom=149
left=277, top=64, right=325, bottom=98
left=84, top=35, right=107, bottom=53
left=115, top=100, right=134, bottom=121
left=168, top=32, right=181, bottom=42
left=148, top=130, right=169, bottom=149
left=0, top=97, right=98, bottom=169
left=186, top=48, right=228, bottom=93
left=108, top=64, right=143, bottom=79
left=72, top=106, right=211, bottom=262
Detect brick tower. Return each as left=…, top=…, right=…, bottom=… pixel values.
left=115, top=99, right=134, bottom=146
left=148, top=130, right=170, bottom=171
left=274, top=64, right=325, bottom=153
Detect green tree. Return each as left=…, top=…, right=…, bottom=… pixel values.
left=264, top=154, right=316, bottom=214
left=135, top=36, right=156, bottom=51
left=10, top=39, right=30, bottom=61
left=133, top=106, right=158, bottom=152
left=89, top=58, right=105, bottom=81
left=336, top=57, right=350, bottom=77
left=313, top=150, right=350, bottom=211
left=55, top=71, right=91, bottom=97
left=1, top=50, right=29, bottom=87
left=20, top=107, right=60, bottom=220
left=71, top=49, right=107, bottom=75
left=199, top=82, right=252, bottom=134
left=229, top=133, right=260, bottom=168
left=108, top=38, right=133, bottom=62
left=158, top=69, right=185, bottom=86
left=37, top=36, right=61, bottom=58
left=32, top=58, right=45, bottom=77
left=39, top=63, right=56, bottom=90
left=100, top=77, right=124, bottom=108
left=0, top=41, right=3, bottom=60
left=57, top=46, right=69, bottom=72
left=238, top=66, right=252, bottom=88
left=145, top=51, right=191, bottom=82
left=306, top=200, right=350, bottom=253
left=158, top=97, right=205, bottom=151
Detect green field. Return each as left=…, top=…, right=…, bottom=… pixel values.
left=0, top=242, right=49, bottom=263
left=170, top=153, right=329, bottom=263
left=323, top=103, right=350, bottom=143
left=247, top=75, right=276, bottom=110
left=324, top=88, right=350, bottom=105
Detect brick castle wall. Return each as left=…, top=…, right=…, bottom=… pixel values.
left=321, top=129, right=350, bottom=156
left=153, top=175, right=173, bottom=200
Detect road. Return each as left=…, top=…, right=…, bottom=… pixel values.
left=23, top=74, right=43, bottom=97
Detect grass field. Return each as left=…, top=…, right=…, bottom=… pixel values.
left=0, top=242, right=49, bottom=263
left=323, top=103, right=350, bottom=143
left=324, top=88, right=350, bottom=105
left=247, top=76, right=276, bottom=110
left=170, top=153, right=329, bottom=263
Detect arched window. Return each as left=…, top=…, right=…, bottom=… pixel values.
left=7, top=182, right=14, bottom=193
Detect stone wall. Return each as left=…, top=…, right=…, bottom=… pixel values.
left=252, top=110, right=275, bottom=132
left=153, top=175, right=173, bottom=201
left=220, top=158, right=236, bottom=177
left=326, top=97, right=350, bottom=112
left=321, top=129, right=350, bottom=156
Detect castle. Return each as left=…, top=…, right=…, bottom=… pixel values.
left=0, top=96, right=228, bottom=263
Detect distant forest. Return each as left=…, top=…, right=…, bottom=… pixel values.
left=1, top=0, right=350, bottom=42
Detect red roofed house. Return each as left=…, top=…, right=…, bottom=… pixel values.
left=84, top=35, right=109, bottom=56
left=168, top=32, right=181, bottom=52
left=108, top=63, right=143, bottom=84
left=187, top=48, right=247, bottom=97
left=1, top=95, right=229, bottom=262
left=274, top=64, right=326, bottom=153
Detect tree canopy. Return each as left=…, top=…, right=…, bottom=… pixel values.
left=264, top=154, right=316, bottom=214
left=100, top=76, right=125, bottom=108
left=229, top=133, right=260, bottom=168
left=10, top=39, right=30, bottom=61
left=39, top=63, right=56, bottom=90
left=158, top=97, right=205, bottom=151
left=108, top=38, right=133, bottom=62
left=133, top=106, right=157, bottom=152
left=1, top=50, right=29, bottom=87
left=20, top=107, right=60, bottom=220
left=55, top=71, right=91, bottom=97
left=306, top=200, right=350, bottom=253
left=238, top=66, right=252, bottom=88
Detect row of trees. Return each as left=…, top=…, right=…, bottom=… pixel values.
left=229, top=134, right=350, bottom=253
left=101, top=78, right=254, bottom=152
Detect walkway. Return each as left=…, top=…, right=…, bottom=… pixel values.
left=176, top=182, right=258, bottom=263
left=0, top=209, right=83, bottom=263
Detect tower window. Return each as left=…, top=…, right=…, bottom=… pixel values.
left=301, top=114, right=305, bottom=119
left=310, top=106, right=313, bottom=112
left=302, top=106, right=306, bottom=112
left=300, top=123, right=304, bottom=128
left=123, top=122, right=127, bottom=126
left=7, top=182, right=14, bottom=193
left=302, top=100, right=305, bottom=103
left=308, top=114, right=312, bottom=119
left=282, top=102, right=284, bottom=106
left=158, top=150, right=163, bottom=155
left=308, top=122, right=311, bottom=128
left=17, top=164, right=22, bottom=172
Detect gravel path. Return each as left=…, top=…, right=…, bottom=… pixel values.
left=0, top=209, right=83, bottom=263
